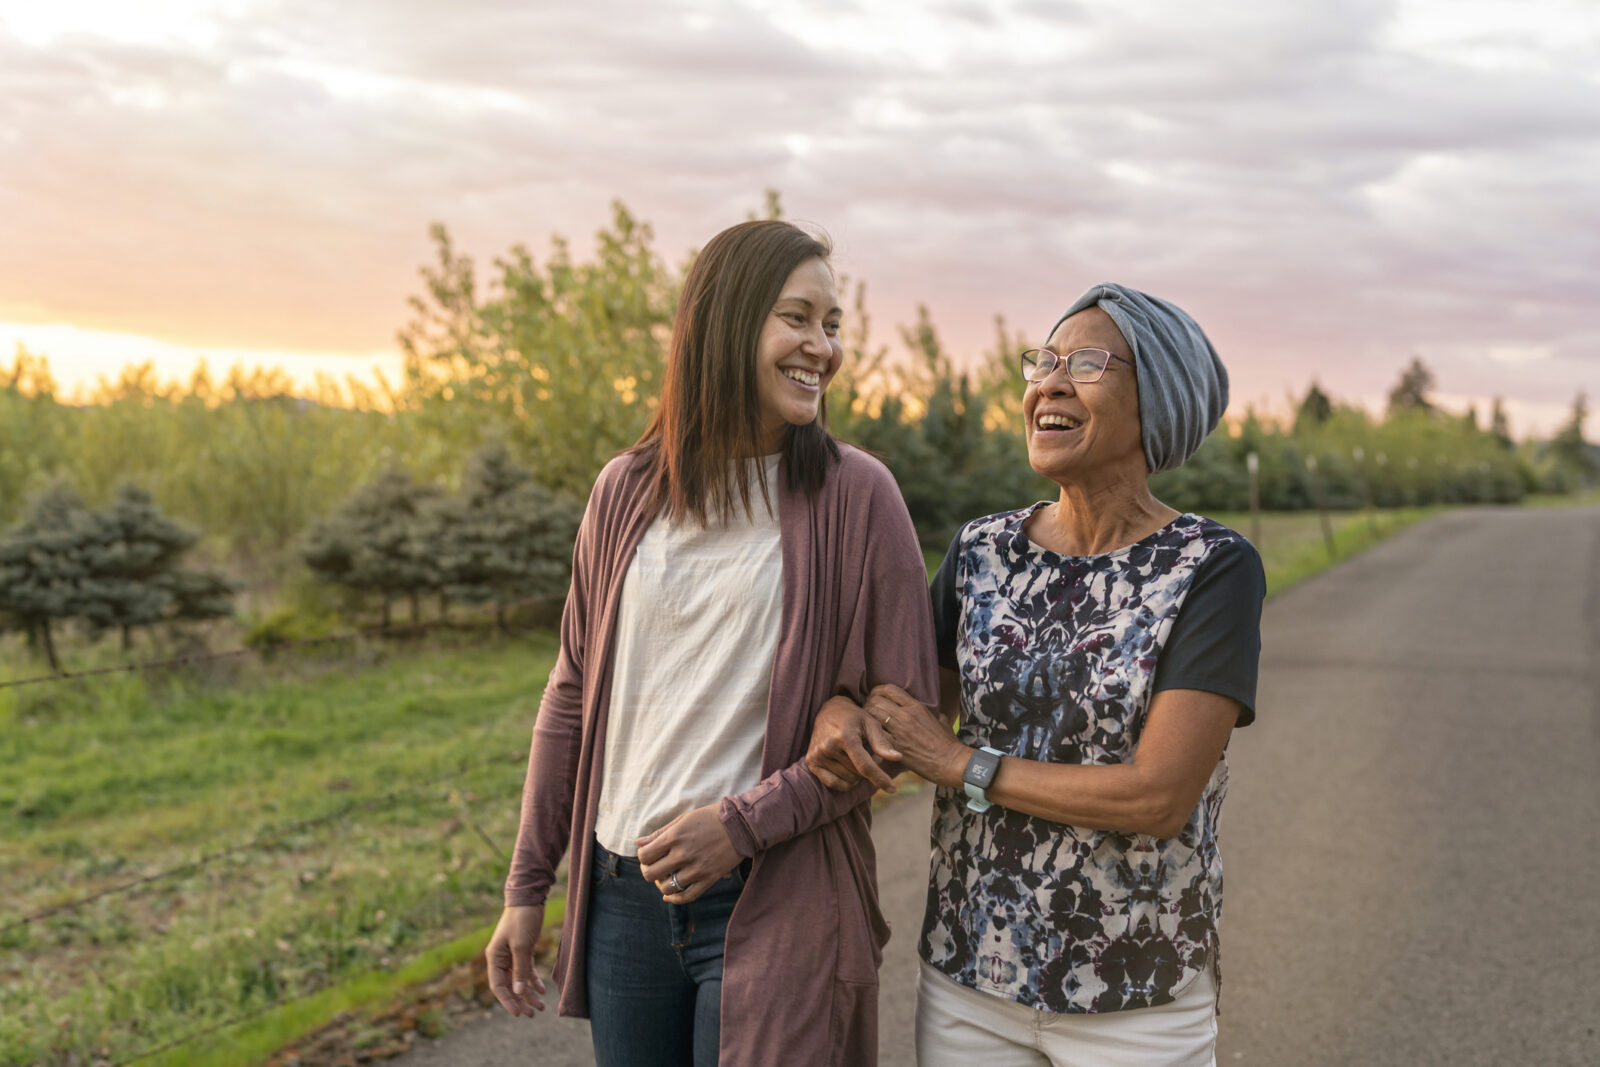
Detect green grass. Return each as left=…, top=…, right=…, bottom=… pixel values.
left=1200, top=507, right=1439, bottom=597
left=1520, top=487, right=1600, bottom=509
left=0, top=630, right=561, bottom=1067
left=142, top=922, right=496, bottom=1067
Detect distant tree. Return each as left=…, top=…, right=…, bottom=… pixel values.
left=1387, top=357, right=1437, bottom=415
left=1547, top=391, right=1595, bottom=482
left=302, top=469, right=443, bottom=627
left=1489, top=397, right=1513, bottom=449
left=1293, top=381, right=1334, bottom=434
left=1150, top=428, right=1253, bottom=513
left=0, top=347, right=68, bottom=530
left=0, top=484, right=96, bottom=673
left=849, top=306, right=1045, bottom=544
left=429, top=444, right=583, bottom=631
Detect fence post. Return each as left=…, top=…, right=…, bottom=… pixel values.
left=1247, top=451, right=1261, bottom=549
left=1353, top=446, right=1378, bottom=535
left=1306, top=454, right=1337, bottom=559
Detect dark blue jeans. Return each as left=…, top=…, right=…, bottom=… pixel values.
left=585, top=841, right=747, bottom=1067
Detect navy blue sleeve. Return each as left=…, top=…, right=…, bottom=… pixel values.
left=1151, top=537, right=1266, bottom=727
left=929, top=528, right=964, bottom=671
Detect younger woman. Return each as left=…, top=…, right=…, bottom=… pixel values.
left=484, top=219, right=936, bottom=1066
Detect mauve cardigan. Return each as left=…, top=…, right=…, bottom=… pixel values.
left=505, top=443, right=938, bottom=1066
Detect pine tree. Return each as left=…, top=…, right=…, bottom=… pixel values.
left=0, top=484, right=96, bottom=673
left=159, top=567, right=238, bottom=626
left=1489, top=397, right=1513, bottom=449
left=302, top=468, right=443, bottom=627
left=1548, top=391, right=1594, bottom=482
left=1387, top=357, right=1437, bottom=415
left=430, top=444, right=582, bottom=632
left=1294, top=381, right=1334, bottom=434
left=77, top=486, right=194, bottom=650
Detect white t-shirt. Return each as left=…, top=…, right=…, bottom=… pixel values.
left=593, top=456, right=783, bottom=857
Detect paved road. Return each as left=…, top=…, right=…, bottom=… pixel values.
left=1217, top=506, right=1598, bottom=1066
left=401, top=506, right=1600, bottom=1066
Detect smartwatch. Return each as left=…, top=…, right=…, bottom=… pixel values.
left=961, top=747, right=1004, bottom=812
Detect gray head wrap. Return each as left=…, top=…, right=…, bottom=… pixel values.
left=1045, top=283, right=1227, bottom=474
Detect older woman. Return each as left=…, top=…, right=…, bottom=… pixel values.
left=810, top=283, right=1264, bottom=1066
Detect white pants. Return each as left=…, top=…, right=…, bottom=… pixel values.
left=915, top=961, right=1218, bottom=1067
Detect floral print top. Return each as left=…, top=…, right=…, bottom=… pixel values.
left=920, top=505, right=1264, bottom=1014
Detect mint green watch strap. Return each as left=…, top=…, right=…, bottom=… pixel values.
left=963, top=746, right=1003, bottom=812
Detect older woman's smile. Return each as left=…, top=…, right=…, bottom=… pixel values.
left=1034, top=412, right=1084, bottom=432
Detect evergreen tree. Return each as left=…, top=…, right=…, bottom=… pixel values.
left=847, top=307, right=1046, bottom=545
left=1547, top=391, right=1595, bottom=483
left=1293, top=381, right=1334, bottom=435
left=77, top=486, right=195, bottom=650
left=159, top=567, right=238, bottom=626
left=302, top=468, right=443, bottom=627
left=1387, top=357, right=1437, bottom=415
left=1490, top=397, right=1513, bottom=449
left=430, top=444, right=582, bottom=631
left=0, top=484, right=96, bottom=673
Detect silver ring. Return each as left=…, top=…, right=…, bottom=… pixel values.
left=669, top=871, right=685, bottom=893
left=882, top=714, right=894, bottom=729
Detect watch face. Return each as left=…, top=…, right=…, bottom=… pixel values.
left=965, top=750, right=1000, bottom=788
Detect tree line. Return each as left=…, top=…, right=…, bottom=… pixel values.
left=2, top=195, right=1594, bottom=664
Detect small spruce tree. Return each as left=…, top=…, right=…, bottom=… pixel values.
left=0, top=484, right=96, bottom=673
left=302, top=468, right=443, bottom=627
left=77, top=486, right=193, bottom=650
left=431, top=444, right=582, bottom=632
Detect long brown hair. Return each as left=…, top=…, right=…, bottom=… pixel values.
left=632, top=219, right=841, bottom=525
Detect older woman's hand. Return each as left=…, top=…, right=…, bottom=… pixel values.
left=865, top=684, right=971, bottom=789
left=806, top=695, right=901, bottom=792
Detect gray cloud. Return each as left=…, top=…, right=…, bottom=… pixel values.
left=0, top=0, right=1595, bottom=425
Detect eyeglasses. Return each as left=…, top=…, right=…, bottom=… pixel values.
left=1019, top=347, right=1133, bottom=384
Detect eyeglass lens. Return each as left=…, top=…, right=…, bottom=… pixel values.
left=1022, top=349, right=1112, bottom=382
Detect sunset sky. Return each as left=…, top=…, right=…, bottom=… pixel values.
left=2, top=0, right=1596, bottom=436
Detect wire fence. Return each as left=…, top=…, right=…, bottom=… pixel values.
left=2, top=603, right=548, bottom=1065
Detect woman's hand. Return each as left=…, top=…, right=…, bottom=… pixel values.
left=485, top=905, right=547, bottom=1017
left=805, top=695, right=902, bottom=792
left=637, top=804, right=742, bottom=903
left=867, top=683, right=970, bottom=789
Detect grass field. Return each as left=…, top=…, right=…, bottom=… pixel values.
left=1, top=631, right=560, bottom=1066
left=0, top=501, right=1475, bottom=1064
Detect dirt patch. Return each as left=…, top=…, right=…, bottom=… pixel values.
left=262, top=930, right=558, bottom=1067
